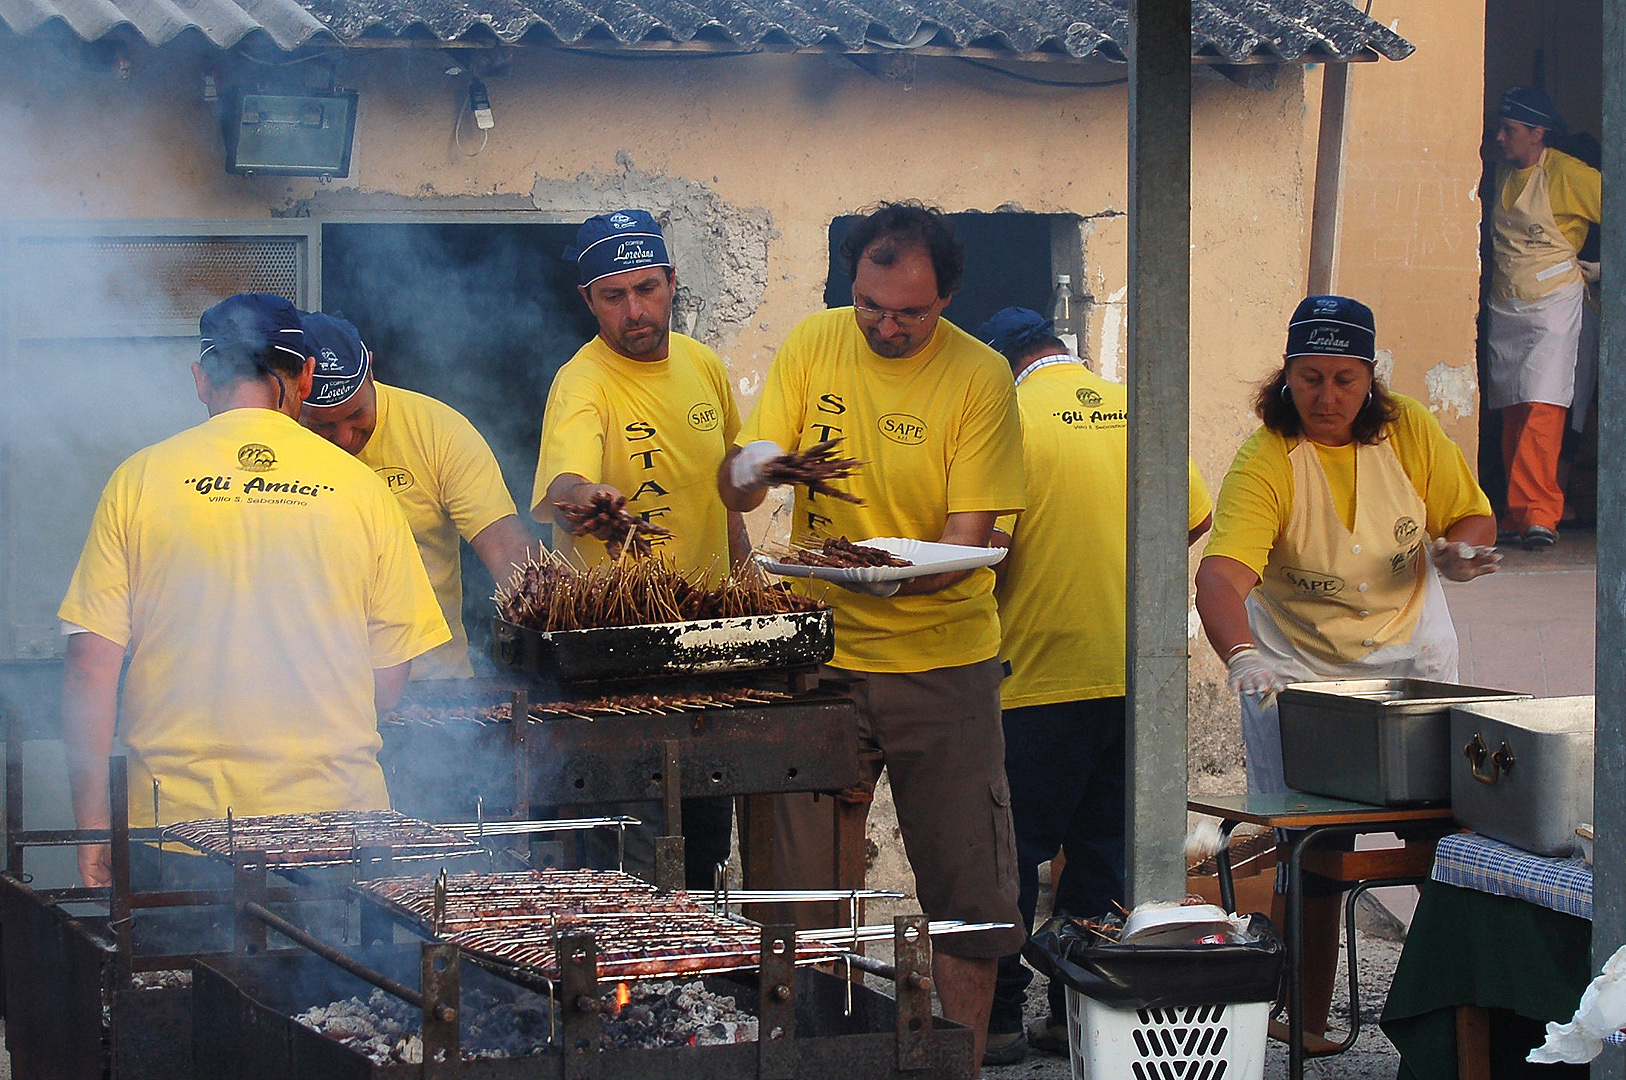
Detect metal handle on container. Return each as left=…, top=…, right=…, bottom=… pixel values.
left=1464, top=733, right=1517, bottom=785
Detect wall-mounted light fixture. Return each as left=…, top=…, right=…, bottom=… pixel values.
left=222, top=87, right=359, bottom=177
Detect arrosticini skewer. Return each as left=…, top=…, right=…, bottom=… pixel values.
left=762, top=438, right=867, bottom=505
left=554, top=491, right=672, bottom=558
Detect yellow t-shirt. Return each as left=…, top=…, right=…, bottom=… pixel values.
left=533, top=333, right=741, bottom=578
left=360, top=383, right=519, bottom=679
left=1500, top=147, right=1602, bottom=254
left=740, top=308, right=1026, bottom=673
left=1203, top=393, right=1493, bottom=577
left=994, top=362, right=1212, bottom=708
left=59, top=408, right=450, bottom=824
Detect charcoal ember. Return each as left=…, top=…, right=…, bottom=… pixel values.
left=780, top=536, right=912, bottom=569
left=598, top=980, right=758, bottom=1049
left=131, top=969, right=192, bottom=990
left=295, top=986, right=557, bottom=1063
left=555, top=492, right=672, bottom=558
left=761, top=439, right=866, bottom=505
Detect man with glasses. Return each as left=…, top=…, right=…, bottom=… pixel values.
left=719, top=201, right=1026, bottom=1071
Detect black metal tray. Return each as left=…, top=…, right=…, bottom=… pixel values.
left=491, top=610, right=834, bottom=687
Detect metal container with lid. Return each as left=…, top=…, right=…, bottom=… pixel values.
left=1278, top=679, right=1530, bottom=806
left=1449, top=695, right=1594, bottom=857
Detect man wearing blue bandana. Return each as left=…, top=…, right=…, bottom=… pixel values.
left=534, top=209, right=747, bottom=889
left=299, top=311, right=534, bottom=679
left=59, top=293, right=447, bottom=887
left=1484, top=86, right=1601, bottom=550
left=976, top=307, right=1212, bottom=1064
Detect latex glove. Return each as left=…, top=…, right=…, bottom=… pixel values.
left=840, top=579, right=901, bottom=598
left=1529, top=942, right=1626, bottom=1064
left=1579, top=259, right=1601, bottom=283
left=1225, top=646, right=1288, bottom=700
left=729, top=440, right=783, bottom=490
left=1429, top=537, right=1501, bottom=582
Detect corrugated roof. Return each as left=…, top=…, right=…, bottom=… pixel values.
left=0, top=0, right=1414, bottom=61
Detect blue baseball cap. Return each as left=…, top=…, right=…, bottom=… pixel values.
left=1499, top=86, right=1566, bottom=134
left=564, top=209, right=672, bottom=288
left=300, top=311, right=371, bottom=408
left=976, top=307, right=1056, bottom=356
left=1285, top=295, right=1376, bottom=362
left=199, top=293, right=306, bottom=366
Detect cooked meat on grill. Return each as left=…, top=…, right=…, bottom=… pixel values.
left=381, top=688, right=798, bottom=728
left=164, top=810, right=483, bottom=865
left=779, top=537, right=912, bottom=569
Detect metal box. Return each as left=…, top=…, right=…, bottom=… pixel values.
left=1449, top=696, right=1594, bottom=857
left=1279, top=679, right=1529, bottom=806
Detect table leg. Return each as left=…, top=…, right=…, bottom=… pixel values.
left=1285, top=823, right=1340, bottom=1080
left=1213, top=819, right=1241, bottom=913
left=1454, top=1004, right=1491, bottom=1080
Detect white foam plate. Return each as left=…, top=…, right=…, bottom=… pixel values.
left=755, top=537, right=1007, bottom=583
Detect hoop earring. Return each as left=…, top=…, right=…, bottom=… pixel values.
left=1280, top=383, right=1292, bottom=401
left=1365, top=388, right=1374, bottom=405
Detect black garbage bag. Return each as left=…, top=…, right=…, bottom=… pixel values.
left=1022, top=911, right=1285, bottom=1011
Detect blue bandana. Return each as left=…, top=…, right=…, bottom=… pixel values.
left=199, top=293, right=306, bottom=366
left=1285, top=295, right=1376, bottom=362
left=564, top=209, right=672, bottom=288
left=976, top=306, right=1055, bottom=356
left=300, top=311, right=371, bottom=408
left=1499, top=86, right=1565, bottom=134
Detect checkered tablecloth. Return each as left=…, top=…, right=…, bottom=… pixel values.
left=1430, top=831, right=1593, bottom=920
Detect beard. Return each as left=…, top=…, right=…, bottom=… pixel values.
left=612, top=321, right=669, bottom=359
left=863, top=326, right=918, bottom=358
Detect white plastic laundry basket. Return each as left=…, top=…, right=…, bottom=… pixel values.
left=1065, top=987, right=1269, bottom=1080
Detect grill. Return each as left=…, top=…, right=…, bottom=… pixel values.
left=165, top=810, right=486, bottom=867
left=354, top=870, right=850, bottom=983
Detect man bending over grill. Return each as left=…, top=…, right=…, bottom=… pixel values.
left=298, top=311, right=534, bottom=679
left=533, top=209, right=749, bottom=888
left=718, top=201, right=1027, bottom=1071
left=59, top=293, right=449, bottom=890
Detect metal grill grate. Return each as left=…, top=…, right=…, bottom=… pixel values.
left=12, top=236, right=302, bottom=336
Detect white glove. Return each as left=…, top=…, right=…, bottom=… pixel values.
left=1579, top=259, right=1601, bottom=284
left=1225, top=646, right=1288, bottom=699
left=729, top=440, right=783, bottom=490
left=840, top=579, right=901, bottom=598
left=1429, top=537, right=1501, bottom=582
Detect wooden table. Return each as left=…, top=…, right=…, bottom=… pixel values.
left=1188, top=793, right=1457, bottom=1080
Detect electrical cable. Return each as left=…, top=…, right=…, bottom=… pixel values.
left=956, top=54, right=1125, bottom=86
left=454, top=90, right=490, bottom=156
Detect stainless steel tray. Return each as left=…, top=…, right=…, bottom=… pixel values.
left=1279, top=679, right=1530, bottom=806
left=491, top=609, right=834, bottom=686
left=1449, top=696, right=1594, bottom=857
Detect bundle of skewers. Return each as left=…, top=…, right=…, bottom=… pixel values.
left=762, top=439, right=867, bottom=505
left=496, top=551, right=821, bottom=633
left=779, top=536, right=913, bottom=569
left=554, top=492, right=672, bottom=558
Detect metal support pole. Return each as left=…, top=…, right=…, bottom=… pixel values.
left=1125, top=0, right=1192, bottom=906
left=1307, top=62, right=1351, bottom=295
left=1593, top=3, right=1625, bottom=1077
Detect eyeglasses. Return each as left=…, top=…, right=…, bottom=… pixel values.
left=853, top=304, right=934, bottom=327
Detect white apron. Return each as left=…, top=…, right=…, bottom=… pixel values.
left=1241, top=438, right=1458, bottom=794
left=1486, top=150, right=1587, bottom=410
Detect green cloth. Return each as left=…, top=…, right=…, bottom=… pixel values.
left=1381, top=879, right=1592, bottom=1080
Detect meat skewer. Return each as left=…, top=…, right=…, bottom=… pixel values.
left=780, top=536, right=913, bottom=569
left=761, top=439, right=867, bottom=505
left=554, top=491, right=672, bottom=558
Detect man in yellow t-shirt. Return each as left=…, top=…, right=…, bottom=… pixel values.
left=299, top=312, right=533, bottom=679
left=1484, top=86, right=1601, bottom=549
left=718, top=202, right=1026, bottom=1067
left=58, top=293, right=449, bottom=889
left=533, top=209, right=747, bottom=889
left=975, top=307, right=1212, bottom=1065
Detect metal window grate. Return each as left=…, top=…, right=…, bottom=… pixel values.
left=12, top=236, right=302, bottom=337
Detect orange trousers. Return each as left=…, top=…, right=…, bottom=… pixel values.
left=1500, top=401, right=1568, bottom=532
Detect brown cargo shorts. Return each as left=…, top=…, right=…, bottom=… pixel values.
left=769, top=657, right=1024, bottom=959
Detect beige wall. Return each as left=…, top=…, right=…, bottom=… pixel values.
left=1306, top=0, right=1489, bottom=446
